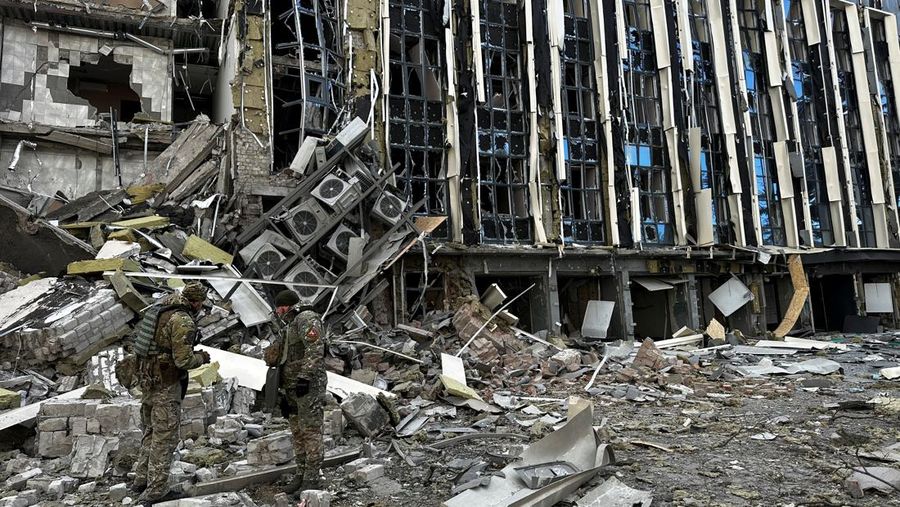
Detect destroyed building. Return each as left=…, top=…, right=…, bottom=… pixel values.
left=3, top=1, right=900, bottom=506
left=4, top=0, right=899, bottom=340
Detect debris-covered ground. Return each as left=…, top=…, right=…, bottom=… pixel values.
left=3, top=268, right=900, bottom=507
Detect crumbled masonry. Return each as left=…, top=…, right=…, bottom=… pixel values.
left=3, top=0, right=900, bottom=506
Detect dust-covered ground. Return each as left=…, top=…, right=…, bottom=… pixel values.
left=265, top=333, right=900, bottom=507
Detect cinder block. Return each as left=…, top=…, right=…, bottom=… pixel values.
left=350, top=464, right=384, bottom=482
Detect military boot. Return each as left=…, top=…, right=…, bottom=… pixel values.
left=283, top=474, right=305, bottom=495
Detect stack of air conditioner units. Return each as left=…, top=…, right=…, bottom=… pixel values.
left=284, top=199, right=331, bottom=243
left=284, top=257, right=334, bottom=306
left=311, top=170, right=361, bottom=212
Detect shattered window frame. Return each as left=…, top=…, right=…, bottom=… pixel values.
left=831, top=8, right=877, bottom=247
left=559, top=0, right=605, bottom=245
left=388, top=0, right=450, bottom=239
left=273, top=0, right=346, bottom=141
left=737, top=0, right=786, bottom=246
left=688, top=0, right=732, bottom=245
left=786, top=2, right=834, bottom=247
left=871, top=17, right=900, bottom=215
left=476, top=0, right=532, bottom=244
left=623, top=0, right=675, bottom=246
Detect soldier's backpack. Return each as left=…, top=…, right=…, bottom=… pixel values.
left=115, top=304, right=179, bottom=389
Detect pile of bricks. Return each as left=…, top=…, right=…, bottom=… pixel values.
left=0, top=288, right=133, bottom=368
left=36, top=399, right=141, bottom=458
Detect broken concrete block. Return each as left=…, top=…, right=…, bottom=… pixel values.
left=5, top=468, right=42, bottom=490
left=111, top=215, right=169, bottom=229
left=108, top=482, right=128, bottom=502
left=69, top=435, right=119, bottom=478
left=550, top=349, right=582, bottom=372
left=208, top=415, right=246, bottom=444
left=195, top=467, right=217, bottom=483
left=189, top=362, right=222, bottom=387
left=246, top=430, right=294, bottom=466
left=0, top=387, right=21, bottom=409
left=37, top=430, right=72, bottom=457
left=344, top=458, right=372, bottom=474
left=340, top=393, right=389, bottom=438
left=182, top=235, right=233, bottom=265
left=77, top=481, right=96, bottom=493
left=299, top=490, right=332, bottom=507
left=47, top=476, right=77, bottom=499
left=350, top=464, right=384, bottom=482
left=0, top=489, right=37, bottom=507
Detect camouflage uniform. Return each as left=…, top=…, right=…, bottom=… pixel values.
left=133, top=291, right=207, bottom=500
left=265, top=309, right=326, bottom=484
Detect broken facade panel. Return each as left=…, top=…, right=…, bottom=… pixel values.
left=387, top=0, right=449, bottom=239
left=786, top=1, right=836, bottom=247
left=869, top=13, right=900, bottom=236
left=559, top=0, right=605, bottom=245
left=685, top=0, right=733, bottom=245
left=0, top=21, right=172, bottom=127
left=475, top=0, right=531, bottom=243
left=621, top=0, right=676, bottom=246
left=737, top=0, right=787, bottom=247
left=832, top=6, right=878, bottom=248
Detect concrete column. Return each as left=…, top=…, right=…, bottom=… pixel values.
left=617, top=269, right=635, bottom=339
left=547, top=259, right=561, bottom=330
left=686, top=274, right=701, bottom=330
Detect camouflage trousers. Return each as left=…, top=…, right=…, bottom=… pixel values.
left=283, top=375, right=326, bottom=481
left=133, top=382, right=182, bottom=498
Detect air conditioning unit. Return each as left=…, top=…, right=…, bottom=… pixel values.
left=284, top=257, right=332, bottom=306
left=326, top=224, right=366, bottom=261
left=372, top=191, right=405, bottom=225
left=284, top=199, right=330, bottom=243
left=342, top=158, right=375, bottom=189
left=248, top=244, right=287, bottom=280
left=311, top=172, right=360, bottom=211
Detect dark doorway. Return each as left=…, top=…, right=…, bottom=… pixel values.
left=630, top=284, right=672, bottom=339
left=810, top=275, right=856, bottom=331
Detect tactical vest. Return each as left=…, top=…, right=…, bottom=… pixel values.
left=132, top=304, right=180, bottom=357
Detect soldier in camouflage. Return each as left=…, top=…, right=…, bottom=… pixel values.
left=132, top=283, right=210, bottom=505
left=264, top=289, right=327, bottom=494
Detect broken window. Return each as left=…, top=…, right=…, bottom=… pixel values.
left=271, top=0, right=345, bottom=169
left=560, top=0, right=605, bottom=244
left=477, top=0, right=531, bottom=243
left=786, top=2, right=834, bottom=247
left=623, top=0, right=674, bottom=245
left=388, top=0, right=449, bottom=239
left=688, top=0, right=732, bottom=244
left=871, top=18, right=900, bottom=215
left=737, top=0, right=786, bottom=246
left=67, top=54, right=142, bottom=122
left=832, top=8, right=877, bottom=247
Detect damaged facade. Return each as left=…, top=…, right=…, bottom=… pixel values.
left=3, top=0, right=900, bottom=345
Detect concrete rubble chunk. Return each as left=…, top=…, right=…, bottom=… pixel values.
left=108, top=482, right=128, bottom=502
left=340, top=393, right=389, bottom=438
left=77, top=481, right=96, bottom=493
left=246, top=429, right=294, bottom=466
left=69, top=435, right=119, bottom=478
left=299, top=490, right=332, bottom=507
left=350, top=463, right=385, bottom=482
left=4, top=468, right=42, bottom=490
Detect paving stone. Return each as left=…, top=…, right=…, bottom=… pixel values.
left=5, top=468, right=42, bottom=490
left=350, top=464, right=384, bottom=482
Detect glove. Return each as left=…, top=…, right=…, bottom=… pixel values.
left=198, top=350, right=211, bottom=364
